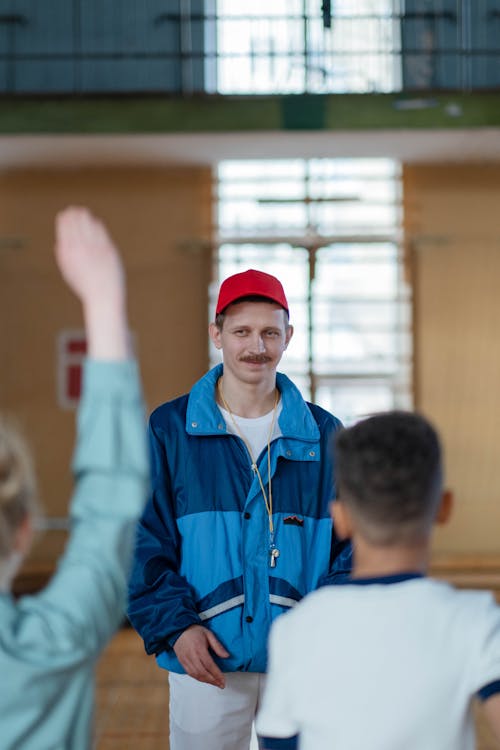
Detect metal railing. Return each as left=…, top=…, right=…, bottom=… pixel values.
left=0, top=1, right=499, bottom=95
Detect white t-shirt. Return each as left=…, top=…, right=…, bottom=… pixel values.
left=256, top=574, right=500, bottom=750
left=219, top=400, right=283, bottom=463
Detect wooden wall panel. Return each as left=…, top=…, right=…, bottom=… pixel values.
left=0, top=166, right=213, bottom=567
left=405, top=164, right=500, bottom=554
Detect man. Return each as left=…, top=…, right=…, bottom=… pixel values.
left=128, top=268, right=351, bottom=750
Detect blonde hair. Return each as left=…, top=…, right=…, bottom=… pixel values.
left=0, top=418, right=38, bottom=560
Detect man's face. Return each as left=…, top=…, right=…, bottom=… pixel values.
left=209, top=300, right=293, bottom=386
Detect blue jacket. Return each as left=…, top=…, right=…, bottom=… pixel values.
left=128, top=365, right=351, bottom=673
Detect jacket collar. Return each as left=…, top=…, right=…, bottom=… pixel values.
left=186, top=364, right=319, bottom=442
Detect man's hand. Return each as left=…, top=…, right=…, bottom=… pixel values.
left=173, top=625, right=230, bottom=689
left=54, top=207, right=129, bottom=361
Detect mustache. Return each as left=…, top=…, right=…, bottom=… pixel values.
left=239, top=355, right=272, bottom=363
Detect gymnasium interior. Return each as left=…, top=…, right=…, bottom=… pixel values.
left=1, top=2, right=500, bottom=747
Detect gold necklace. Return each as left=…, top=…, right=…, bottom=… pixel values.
left=217, top=379, right=280, bottom=568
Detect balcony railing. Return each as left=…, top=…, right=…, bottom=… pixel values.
left=0, top=1, right=499, bottom=95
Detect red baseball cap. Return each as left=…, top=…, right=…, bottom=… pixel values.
left=215, top=269, right=289, bottom=316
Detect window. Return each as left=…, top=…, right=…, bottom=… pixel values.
left=215, top=0, right=400, bottom=94
left=212, top=158, right=411, bottom=425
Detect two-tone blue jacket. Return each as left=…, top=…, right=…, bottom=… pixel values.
left=128, top=364, right=351, bottom=674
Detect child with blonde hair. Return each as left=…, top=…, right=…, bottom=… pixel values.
left=0, top=208, right=148, bottom=749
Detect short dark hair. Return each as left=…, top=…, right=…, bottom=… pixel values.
left=215, top=295, right=290, bottom=331
left=334, top=411, right=443, bottom=545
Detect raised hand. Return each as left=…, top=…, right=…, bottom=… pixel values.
left=54, top=207, right=129, bottom=361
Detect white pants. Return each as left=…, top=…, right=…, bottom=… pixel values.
left=168, top=671, right=267, bottom=750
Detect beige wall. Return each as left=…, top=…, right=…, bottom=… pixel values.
left=404, top=164, right=500, bottom=555
left=6, top=160, right=500, bottom=567
left=0, top=166, right=213, bottom=566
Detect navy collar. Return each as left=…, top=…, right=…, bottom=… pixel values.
left=337, top=572, right=424, bottom=586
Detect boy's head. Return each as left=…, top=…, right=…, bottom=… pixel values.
left=333, top=411, right=450, bottom=546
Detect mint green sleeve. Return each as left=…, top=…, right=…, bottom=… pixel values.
left=16, top=359, right=149, bottom=658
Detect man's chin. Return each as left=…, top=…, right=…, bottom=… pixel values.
left=237, top=364, right=274, bottom=383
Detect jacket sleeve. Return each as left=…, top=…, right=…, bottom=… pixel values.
left=317, top=412, right=353, bottom=586
left=127, top=416, right=201, bottom=655
left=17, top=359, right=149, bottom=657
left=320, top=533, right=352, bottom=585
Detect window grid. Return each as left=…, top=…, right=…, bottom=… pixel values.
left=212, top=158, right=412, bottom=425
left=215, top=0, right=401, bottom=94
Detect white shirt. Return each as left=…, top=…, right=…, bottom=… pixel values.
left=256, top=575, right=500, bottom=750
left=219, top=400, right=283, bottom=463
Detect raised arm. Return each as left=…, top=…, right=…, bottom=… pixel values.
left=18, top=207, right=149, bottom=656
left=54, top=206, right=129, bottom=360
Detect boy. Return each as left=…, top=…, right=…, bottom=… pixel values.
left=256, top=411, right=500, bottom=750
